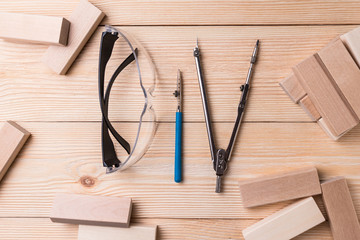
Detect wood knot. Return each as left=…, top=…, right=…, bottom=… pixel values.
left=79, top=176, right=96, bottom=187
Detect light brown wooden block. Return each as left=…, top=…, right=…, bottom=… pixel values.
left=42, top=0, right=105, bottom=75
left=0, top=121, right=30, bottom=181
left=242, top=197, right=325, bottom=240
left=239, top=167, right=321, bottom=208
left=78, top=224, right=157, bottom=240
left=279, top=74, right=306, bottom=103
left=321, top=177, right=360, bottom=240
left=341, top=26, right=360, bottom=67
left=299, top=95, right=321, bottom=121
left=50, top=193, right=132, bottom=227
left=317, top=39, right=360, bottom=118
left=0, top=13, right=70, bottom=46
left=318, top=118, right=344, bottom=141
left=293, top=54, right=359, bottom=136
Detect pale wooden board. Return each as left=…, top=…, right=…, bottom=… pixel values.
left=1, top=0, right=360, bottom=25
left=78, top=224, right=157, bottom=240
left=0, top=122, right=359, bottom=220
left=0, top=25, right=357, bottom=122
left=0, top=218, right=332, bottom=240
left=242, top=197, right=325, bottom=240
left=50, top=193, right=132, bottom=227
left=239, top=167, right=321, bottom=207
left=2, top=1, right=360, bottom=239
left=0, top=13, right=70, bottom=46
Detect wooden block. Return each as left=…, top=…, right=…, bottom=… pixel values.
left=239, top=167, right=321, bottom=208
left=0, top=121, right=30, bottom=181
left=279, top=74, right=306, bottom=103
left=242, top=197, right=325, bottom=240
left=317, top=39, right=360, bottom=118
left=318, top=118, right=344, bottom=141
left=42, top=0, right=105, bottom=75
left=293, top=54, right=359, bottom=136
left=321, top=177, right=360, bottom=240
left=299, top=95, right=321, bottom=121
left=341, top=26, right=360, bottom=67
left=78, top=225, right=157, bottom=240
left=0, top=13, right=70, bottom=46
left=50, top=193, right=132, bottom=227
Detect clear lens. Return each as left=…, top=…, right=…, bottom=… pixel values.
left=103, top=26, right=157, bottom=173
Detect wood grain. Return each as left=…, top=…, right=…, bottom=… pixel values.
left=78, top=224, right=157, bottom=240
left=317, top=39, right=360, bottom=119
left=0, top=25, right=356, bottom=122
left=2, top=1, right=360, bottom=239
left=321, top=177, right=360, bottom=240
left=279, top=74, right=306, bottom=103
left=0, top=218, right=332, bottom=240
left=1, top=0, right=360, bottom=25
left=242, top=197, right=325, bottom=240
left=239, top=167, right=321, bottom=207
left=0, top=122, right=359, bottom=219
left=50, top=193, right=132, bottom=227
left=0, top=13, right=70, bottom=46
left=0, top=121, right=30, bottom=181
left=42, top=0, right=105, bottom=74
left=299, top=95, right=321, bottom=121
left=293, top=55, right=358, bottom=136
left=341, top=26, right=360, bottom=67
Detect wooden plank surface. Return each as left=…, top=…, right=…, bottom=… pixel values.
left=1, top=0, right=360, bottom=239
left=2, top=0, right=360, bottom=25
left=0, top=218, right=333, bottom=240
left=0, top=25, right=356, bottom=123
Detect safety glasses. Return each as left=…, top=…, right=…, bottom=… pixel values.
left=98, top=26, right=157, bottom=173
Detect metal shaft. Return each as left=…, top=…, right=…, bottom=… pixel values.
left=193, top=43, right=216, bottom=163
left=225, top=39, right=259, bottom=162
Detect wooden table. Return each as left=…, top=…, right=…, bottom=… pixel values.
left=1, top=1, right=360, bottom=239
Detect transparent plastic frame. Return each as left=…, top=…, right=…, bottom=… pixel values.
left=99, top=26, right=157, bottom=173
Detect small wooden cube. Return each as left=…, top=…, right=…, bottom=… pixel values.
left=279, top=74, right=306, bottom=103
left=78, top=225, right=157, bottom=240
left=42, top=0, right=105, bottom=75
left=341, top=26, right=360, bottom=67
left=50, top=193, right=132, bottom=227
left=317, top=39, right=360, bottom=118
left=293, top=54, right=358, bottom=136
left=0, top=121, right=30, bottom=181
left=242, top=197, right=325, bottom=240
left=0, top=13, right=70, bottom=46
left=239, top=167, right=321, bottom=208
left=321, top=177, right=360, bottom=240
left=299, top=95, right=321, bottom=121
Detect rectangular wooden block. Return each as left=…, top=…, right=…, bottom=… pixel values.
left=299, top=95, right=321, bottom=121
left=242, top=197, right=325, bottom=240
left=0, top=13, right=70, bottom=46
left=239, top=167, right=321, bottom=208
left=50, top=193, right=132, bottom=227
left=78, top=225, right=157, bottom=240
left=318, top=118, right=343, bottom=141
left=293, top=54, right=359, bottom=136
left=341, top=26, right=360, bottom=67
left=42, top=0, right=105, bottom=75
left=279, top=74, right=306, bottom=103
left=317, top=39, right=360, bottom=118
left=321, top=177, right=360, bottom=240
left=0, top=121, right=30, bottom=181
